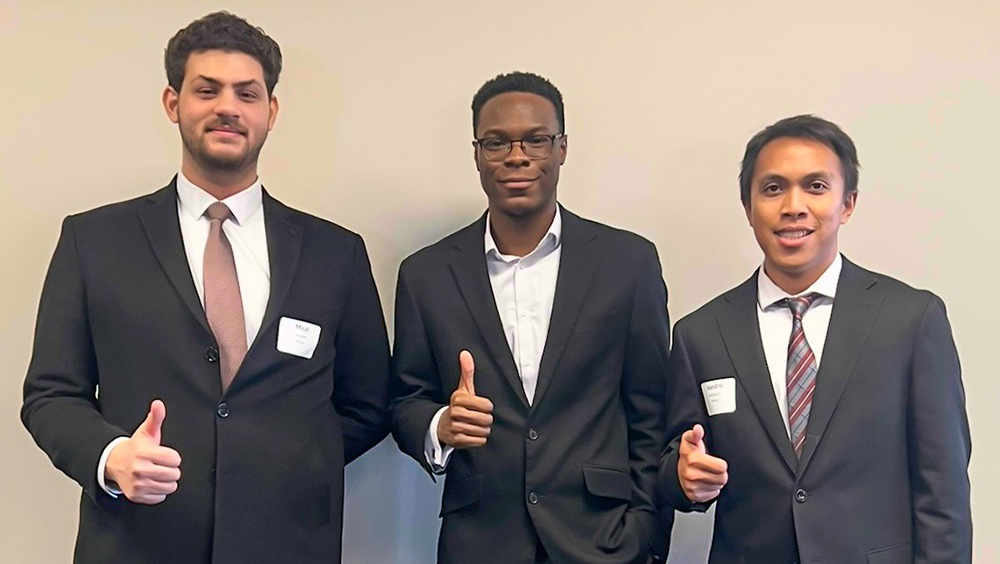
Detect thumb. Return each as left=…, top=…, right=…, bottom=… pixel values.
left=685, top=424, right=707, bottom=454
left=457, top=350, right=476, bottom=396
left=136, top=399, right=166, bottom=444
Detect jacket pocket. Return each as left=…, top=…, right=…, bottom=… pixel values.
left=440, top=472, right=482, bottom=517
left=572, top=308, right=627, bottom=335
left=582, top=465, right=632, bottom=501
left=866, top=541, right=912, bottom=564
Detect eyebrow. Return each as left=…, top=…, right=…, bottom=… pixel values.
left=478, top=125, right=553, bottom=137
left=757, top=171, right=833, bottom=184
left=193, top=75, right=264, bottom=89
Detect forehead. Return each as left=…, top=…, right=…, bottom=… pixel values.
left=183, top=49, right=265, bottom=84
left=477, top=92, right=558, bottom=136
left=754, top=137, right=843, bottom=180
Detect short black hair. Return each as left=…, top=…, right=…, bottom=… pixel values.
left=165, top=11, right=282, bottom=97
left=472, top=72, right=565, bottom=135
left=739, top=114, right=860, bottom=208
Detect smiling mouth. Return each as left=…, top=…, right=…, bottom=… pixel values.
left=775, top=229, right=813, bottom=240
left=499, top=178, right=538, bottom=189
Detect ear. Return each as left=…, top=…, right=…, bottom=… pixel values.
left=472, top=142, right=481, bottom=172
left=267, top=95, right=279, bottom=131
left=556, top=135, right=568, bottom=165
left=743, top=200, right=753, bottom=225
left=162, top=86, right=180, bottom=124
left=840, top=190, right=858, bottom=224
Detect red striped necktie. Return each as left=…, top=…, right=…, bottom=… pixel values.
left=780, top=293, right=820, bottom=458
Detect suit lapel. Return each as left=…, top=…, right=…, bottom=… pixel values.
left=797, top=258, right=882, bottom=474
left=448, top=214, right=527, bottom=406
left=715, top=274, right=798, bottom=472
left=138, top=178, right=212, bottom=338
left=249, top=189, right=302, bottom=354
left=531, top=209, right=599, bottom=409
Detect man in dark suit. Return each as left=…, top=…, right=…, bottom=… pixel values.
left=21, top=12, right=390, bottom=564
left=390, top=72, right=672, bottom=564
left=658, top=115, right=972, bottom=564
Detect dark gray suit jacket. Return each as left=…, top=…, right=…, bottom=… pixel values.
left=22, top=179, right=391, bottom=564
left=659, top=257, right=972, bottom=564
left=391, top=208, right=674, bottom=564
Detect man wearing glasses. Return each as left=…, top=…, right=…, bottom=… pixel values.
left=391, top=72, right=672, bottom=564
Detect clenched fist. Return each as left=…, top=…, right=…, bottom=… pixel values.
left=438, top=351, right=494, bottom=449
left=105, top=400, right=182, bottom=504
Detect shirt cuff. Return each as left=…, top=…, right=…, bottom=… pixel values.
left=424, top=406, right=454, bottom=474
left=97, top=436, right=129, bottom=498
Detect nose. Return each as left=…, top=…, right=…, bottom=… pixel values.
left=503, top=141, right=531, bottom=167
left=213, top=88, right=241, bottom=119
left=780, top=186, right=808, bottom=219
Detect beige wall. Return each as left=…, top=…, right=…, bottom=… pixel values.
left=2, top=1, right=997, bottom=562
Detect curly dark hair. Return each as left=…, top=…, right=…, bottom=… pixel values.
left=165, top=11, right=282, bottom=97
left=739, top=115, right=860, bottom=208
left=472, top=72, right=565, bottom=135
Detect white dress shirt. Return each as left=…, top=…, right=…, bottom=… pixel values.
left=98, top=173, right=271, bottom=496
left=424, top=208, right=563, bottom=471
left=757, top=254, right=842, bottom=437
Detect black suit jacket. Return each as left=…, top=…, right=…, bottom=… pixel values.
left=659, top=257, right=972, bottom=564
left=391, top=208, right=674, bottom=564
left=21, top=179, right=391, bottom=564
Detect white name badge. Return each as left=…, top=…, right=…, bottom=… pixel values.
left=276, top=317, right=322, bottom=359
left=700, top=377, right=736, bottom=416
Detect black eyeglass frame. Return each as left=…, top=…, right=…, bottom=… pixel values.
left=472, top=133, right=566, bottom=161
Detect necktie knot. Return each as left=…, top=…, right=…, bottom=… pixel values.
left=206, top=202, right=233, bottom=222
left=782, top=293, right=820, bottom=320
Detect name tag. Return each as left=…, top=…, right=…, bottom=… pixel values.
left=700, top=377, right=736, bottom=416
left=276, top=317, right=322, bottom=359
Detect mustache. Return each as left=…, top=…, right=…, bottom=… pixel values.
left=204, top=118, right=247, bottom=135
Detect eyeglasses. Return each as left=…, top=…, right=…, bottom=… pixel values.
left=473, top=134, right=564, bottom=162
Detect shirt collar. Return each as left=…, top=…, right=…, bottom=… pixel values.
left=176, top=171, right=263, bottom=226
left=757, top=253, right=843, bottom=310
left=484, top=206, right=562, bottom=264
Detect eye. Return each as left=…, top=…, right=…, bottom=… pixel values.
left=196, top=88, right=216, bottom=96
left=240, top=91, right=259, bottom=100
left=525, top=135, right=551, bottom=148
left=481, top=138, right=508, bottom=151
left=762, top=183, right=781, bottom=194
left=808, top=180, right=828, bottom=191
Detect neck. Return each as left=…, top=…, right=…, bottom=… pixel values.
left=181, top=157, right=258, bottom=200
left=489, top=202, right=557, bottom=257
left=764, top=252, right=837, bottom=296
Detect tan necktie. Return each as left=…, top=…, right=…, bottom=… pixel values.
left=204, top=202, right=247, bottom=391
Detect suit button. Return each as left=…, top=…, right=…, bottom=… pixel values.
left=205, top=346, right=220, bottom=363
left=794, top=488, right=808, bottom=503
left=217, top=403, right=229, bottom=418
left=528, top=492, right=539, bottom=505
left=527, top=428, right=539, bottom=441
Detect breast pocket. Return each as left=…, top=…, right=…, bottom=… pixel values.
left=572, top=308, right=628, bottom=336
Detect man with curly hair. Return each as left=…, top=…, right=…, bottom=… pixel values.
left=22, top=12, right=390, bottom=564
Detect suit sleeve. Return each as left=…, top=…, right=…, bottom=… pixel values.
left=21, top=216, right=128, bottom=502
left=332, top=235, right=391, bottom=464
left=908, top=294, right=972, bottom=563
left=618, top=244, right=672, bottom=556
left=657, top=324, right=712, bottom=513
left=389, top=260, right=447, bottom=476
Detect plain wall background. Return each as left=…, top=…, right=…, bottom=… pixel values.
left=1, top=1, right=997, bottom=562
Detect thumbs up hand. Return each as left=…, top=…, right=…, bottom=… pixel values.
left=438, top=351, right=494, bottom=449
left=677, top=424, right=728, bottom=503
left=105, top=400, right=182, bottom=504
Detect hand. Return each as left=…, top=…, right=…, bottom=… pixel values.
left=677, top=424, right=728, bottom=503
left=105, top=400, right=182, bottom=504
left=437, top=351, right=494, bottom=449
